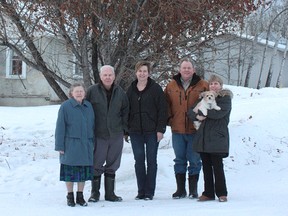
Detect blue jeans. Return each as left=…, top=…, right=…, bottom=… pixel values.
left=172, top=133, right=201, bottom=175
left=130, top=132, right=159, bottom=196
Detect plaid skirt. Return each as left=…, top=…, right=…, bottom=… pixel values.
left=60, top=164, right=93, bottom=182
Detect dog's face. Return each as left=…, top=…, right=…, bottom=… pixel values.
left=201, top=91, right=217, bottom=104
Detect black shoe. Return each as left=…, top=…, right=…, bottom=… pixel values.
left=144, top=195, right=153, bottom=200
left=135, top=194, right=145, bottom=200
left=172, top=191, right=187, bottom=199
left=76, top=192, right=88, bottom=206
left=67, top=192, right=75, bottom=207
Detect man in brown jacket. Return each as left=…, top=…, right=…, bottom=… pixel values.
left=164, top=58, right=209, bottom=199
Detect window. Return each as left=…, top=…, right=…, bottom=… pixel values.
left=6, top=48, right=27, bottom=79
left=72, top=55, right=83, bottom=79
left=74, top=62, right=82, bottom=76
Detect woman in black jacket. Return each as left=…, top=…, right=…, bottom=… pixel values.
left=126, top=61, right=167, bottom=200
left=188, top=74, right=233, bottom=202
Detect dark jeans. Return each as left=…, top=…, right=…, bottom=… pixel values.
left=172, top=133, right=201, bottom=175
left=130, top=132, right=159, bottom=196
left=200, top=153, right=227, bottom=198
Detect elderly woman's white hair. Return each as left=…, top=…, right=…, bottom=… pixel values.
left=68, top=82, right=86, bottom=98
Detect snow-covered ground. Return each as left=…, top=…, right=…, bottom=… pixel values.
left=0, top=85, right=287, bottom=216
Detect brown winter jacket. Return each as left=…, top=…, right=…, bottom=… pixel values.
left=164, top=73, right=209, bottom=134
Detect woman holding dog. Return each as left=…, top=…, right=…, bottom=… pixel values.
left=188, top=74, right=233, bottom=202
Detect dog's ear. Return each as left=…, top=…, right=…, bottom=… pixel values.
left=199, top=91, right=206, bottom=99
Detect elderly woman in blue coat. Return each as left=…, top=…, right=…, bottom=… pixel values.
left=188, top=75, right=233, bottom=203
left=55, top=82, right=95, bottom=207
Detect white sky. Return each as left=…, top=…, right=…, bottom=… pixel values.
left=0, top=85, right=288, bottom=216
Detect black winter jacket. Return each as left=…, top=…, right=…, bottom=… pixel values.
left=188, top=89, right=233, bottom=157
left=86, top=82, right=129, bottom=139
left=126, top=77, right=168, bottom=134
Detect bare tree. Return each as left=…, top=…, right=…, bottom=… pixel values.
left=0, top=0, right=69, bottom=100
left=277, top=40, right=288, bottom=87
left=257, top=7, right=288, bottom=89
left=244, top=34, right=257, bottom=87
left=242, top=3, right=267, bottom=87
left=265, top=33, right=280, bottom=87
left=0, top=0, right=263, bottom=100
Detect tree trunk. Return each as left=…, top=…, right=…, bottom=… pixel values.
left=237, top=35, right=243, bottom=86
left=91, top=31, right=100, bottom=84
left=277, top=41, right=288, bottom=88
left=42, top=70, right=68, bottom=101
left=244, top=35, right=257, bottom=87
left=2, top=1, right=68, bottom=101
left=265, top=37, right=279, bottom=87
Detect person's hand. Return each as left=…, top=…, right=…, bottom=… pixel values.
left=198, top=110, right=206, bottom=117
left=124, top=135, right=130, bottom=143
left=196, top=115, right=206, bottom=121
left=157, top=132, right=163, bottom=142
left=58, top=150, right=64, bottom=154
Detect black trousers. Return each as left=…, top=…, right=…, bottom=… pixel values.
left=200, top=153, right=227, bottom=198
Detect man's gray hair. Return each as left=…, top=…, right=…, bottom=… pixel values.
left=100, top=65, right=115, bottom=75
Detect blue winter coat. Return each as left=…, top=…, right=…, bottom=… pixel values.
left=55, top=98, right=95, bottom=166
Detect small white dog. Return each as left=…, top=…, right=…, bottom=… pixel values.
left=193, top=91, right=221, bottom=130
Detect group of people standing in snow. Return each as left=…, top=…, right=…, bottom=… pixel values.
left=54, top=58, right=233, bottom=207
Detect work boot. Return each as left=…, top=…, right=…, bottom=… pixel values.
left=104, top=173, right=122, bottom=202
left=88, top=175, right=101, bottom=202
left=172, top=173, right=187, bottom=199
left=188, top=174, right=199, bottom=198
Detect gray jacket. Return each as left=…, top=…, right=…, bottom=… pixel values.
left=188, top=89, right=233, bottom=157
left=86, top=83, right=129, bottom=139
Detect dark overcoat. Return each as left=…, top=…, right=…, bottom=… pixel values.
left=86, top=83, right=129, bottom=139
left=188, top=89, right=233, bottom=157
